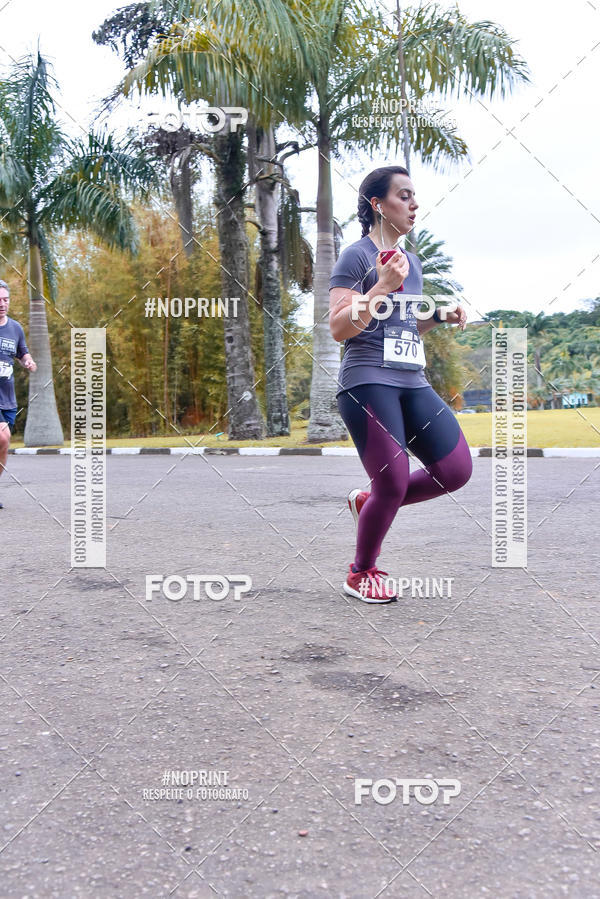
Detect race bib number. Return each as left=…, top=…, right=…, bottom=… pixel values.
left=0, top=360, right=13, bottom=379
left=382, top=326, right=426, bottom=370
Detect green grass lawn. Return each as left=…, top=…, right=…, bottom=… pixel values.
left=10, top=407, right=600, bottom=449
left=456, top=408, right=600, bottom=448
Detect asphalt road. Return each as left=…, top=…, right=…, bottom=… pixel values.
left=1, top=455, right=599, bottom=898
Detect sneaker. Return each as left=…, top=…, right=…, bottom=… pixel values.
left=347, top=489, right=370, bottom=527
left=343, top=564, right=397, bottom=604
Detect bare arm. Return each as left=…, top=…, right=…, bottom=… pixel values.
left=417, top=304, right=468, bottom=334
left=329, top=250, right=410, bottom=342
left=329, top=282, right=396, bottom=342
left=417, top=316, right=439, bottom=336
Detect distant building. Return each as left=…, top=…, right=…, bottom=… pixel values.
left=562, top=392, right=591, bottom=408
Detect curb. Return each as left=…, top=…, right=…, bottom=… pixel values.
left=8, top=446, right=600, bottom=457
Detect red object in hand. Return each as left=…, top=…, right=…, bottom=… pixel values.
left=379, top=248, right=404, bottom=291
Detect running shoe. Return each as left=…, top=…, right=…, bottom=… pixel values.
left=347, top=489, right=370, bottom=527
left=343, top=564, right=397, bottom=604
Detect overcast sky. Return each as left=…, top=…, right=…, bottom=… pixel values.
left=1, top=0, right=598, bottom=325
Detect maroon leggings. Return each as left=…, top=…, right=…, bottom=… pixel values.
left=337, top=383, right=473, bottom=570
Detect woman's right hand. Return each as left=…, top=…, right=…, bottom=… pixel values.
left=375, top=250, right=410, bottom=293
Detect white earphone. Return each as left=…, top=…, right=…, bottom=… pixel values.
left=375, top=201, right=397, bottom=251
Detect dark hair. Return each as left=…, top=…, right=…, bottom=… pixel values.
left=357, top=165, right=410, bottom=237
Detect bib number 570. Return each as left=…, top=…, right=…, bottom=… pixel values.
left=394, top=339, right=419, bottom=359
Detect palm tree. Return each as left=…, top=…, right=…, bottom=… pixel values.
left=94, top=8, right=207, bottom=263
left=297, top=0, right=529, bottom=439
left=415, top=228, right=462, bottom=296
left=518, top=310, right=547, bottom=387
left=246, top=124, right=314, bottom=436
left=124, top=1, right=528, bottom=443
left=246, top=122, right=290, bottom=435
left=0, top=51, right=157, bottom=445
left=121, top=0, right=322, bottom=438
left=547, top=349, right=578, bottom=381
left=412, top=228, right=466, bottom=402
left=142, top=125, right=204, bottom=260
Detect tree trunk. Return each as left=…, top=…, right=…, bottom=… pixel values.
left=396, top=0, right=416, bottom=256
left=247, top=120, right=290, bottom=436
left=534, top=346, right=542, bottom=388
left=164, top=261, right=171, bottom=432
left=307, top=108, right=347, bottom=442
left=169, top=147, right=195, bottom=258
left=213, top=122, right=264, bottom=439
left=24, top=241, right=64, bottom=446
left=172, top=365, right=178, bottom=426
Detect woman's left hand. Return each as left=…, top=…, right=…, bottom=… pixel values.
left=444, top=304, right=467, bottom=330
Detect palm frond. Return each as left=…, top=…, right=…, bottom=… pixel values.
left=331, top=2, right=529, bottom=112
left=407, top=114, right=468, bottom=172
left=157, top=0, right=325, bottom=72
left=0, top=149, right=31, bottom=210
left=413, top=228, right=463, bottom=295
left=399, top=2, right=530, bottom=100
left=123, top=21, right=311, bottom=127
left=57, top=131, right=159, bottom=198
left=0, top=51, right=64, bottom=170
left=0, top=224, right=24, bottom=260
left=278, top=180, right=308, bottom=289
left=44, top=179, right=139, bottom=253
left=332, top=97, right=468, bottom=171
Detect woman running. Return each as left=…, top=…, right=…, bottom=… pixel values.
left=329, top=165, right=472, bottom=603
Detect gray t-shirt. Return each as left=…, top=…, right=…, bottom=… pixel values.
left=0, top=317, right=29, bottom=409
left=329, top=234, right=429, bottom=396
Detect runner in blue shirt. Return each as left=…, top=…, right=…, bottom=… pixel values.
left=0, top=279, right=37, bottom=508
